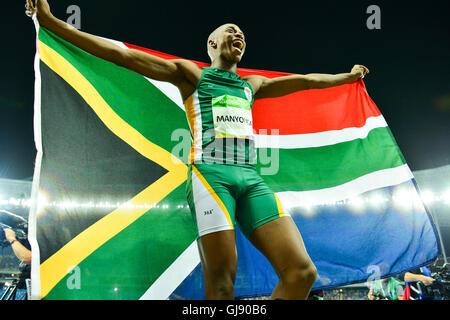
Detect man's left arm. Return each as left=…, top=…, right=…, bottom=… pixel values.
left=247, top=65, right=369, bottom=100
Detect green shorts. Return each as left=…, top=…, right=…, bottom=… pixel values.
left=186, top=163, right=287, bottom=239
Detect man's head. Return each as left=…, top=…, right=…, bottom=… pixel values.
left=207, top=23, right=246, bottom=64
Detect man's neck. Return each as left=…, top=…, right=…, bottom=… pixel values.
left=210, top=58, right=237, bottom=73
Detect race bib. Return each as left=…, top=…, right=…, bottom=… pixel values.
left=212, top=95, right=253, bottom=138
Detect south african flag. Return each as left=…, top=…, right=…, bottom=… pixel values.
left=29, top=19, right=440, bottom=299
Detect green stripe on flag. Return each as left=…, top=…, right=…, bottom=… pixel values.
left=261, top=127, right=406, bottom=192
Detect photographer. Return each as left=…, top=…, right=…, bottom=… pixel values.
left=0, top=210, right=31, bottom=299
left=401, top=264, right=450, bottom=300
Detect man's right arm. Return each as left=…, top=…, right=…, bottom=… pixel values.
left=404, top=272, right=435, bottom=285
left=3, top=229, right=31, bottom=264
left=30, top=0, right=199, bottom=88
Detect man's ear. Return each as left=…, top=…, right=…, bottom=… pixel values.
left=208, top=40, right=217, bottom=49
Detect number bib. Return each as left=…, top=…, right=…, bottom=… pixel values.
left=212, top=95, right=253, bottom=138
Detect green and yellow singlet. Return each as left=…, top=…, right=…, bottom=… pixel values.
left=184, top=67, right=256, bottom=166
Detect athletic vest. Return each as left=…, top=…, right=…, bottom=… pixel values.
left=183, top=67, right=256, bottom=166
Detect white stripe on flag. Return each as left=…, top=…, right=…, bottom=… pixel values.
left=146, top=78, right=185, bottom=112
left=29, top=15, right=43, bottom=300
left=276, top=164, right=414, bottom=209
left=139, top=241, right=200, bottom=300
left=102, top=38, right=185, bottom=111
left=255, top=115, right=388, bottom=149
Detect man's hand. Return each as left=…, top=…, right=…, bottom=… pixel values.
left=25, top=0, right=37, bottom=17
left=351, top=64, right=370, bottom=78
left=420, top=275, right=435, bottom=286
left=3, top=228, right=17, bottom=243
left=25, top=0, right=53, bottom=24
left=25, top=0, right=35, bottom=17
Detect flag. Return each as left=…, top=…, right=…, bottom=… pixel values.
left=29, top=22, right=440, bottom=300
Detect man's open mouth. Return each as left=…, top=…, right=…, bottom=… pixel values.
left=232, top=39, right=244, bottom=51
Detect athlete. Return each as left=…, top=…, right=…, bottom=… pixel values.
left=26, top=0, right=369, bottom=300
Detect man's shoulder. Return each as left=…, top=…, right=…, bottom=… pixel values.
left=242, top=74, right=267, bottom=94
left=176, top=59, right=203, bottom=82
left=171, top=59, right=200, bottom=71
left=242, top=74, right=266, bottom=81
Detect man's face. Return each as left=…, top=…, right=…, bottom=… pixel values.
left=210, top=24, right=246, bottom=63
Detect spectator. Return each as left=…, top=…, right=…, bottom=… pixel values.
left=368, top=277, right=404, bottom=300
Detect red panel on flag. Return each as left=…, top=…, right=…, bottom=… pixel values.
left=251, top=80, right=381, bottom=135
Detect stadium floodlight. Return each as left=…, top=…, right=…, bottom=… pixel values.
left=36, top=191, right=51, bottom=216
left=349, top=196, right=364, bottom=207
left=300, top=200, right=314, bottom=210
left=290, top=200, right=318, bottom=218
left=443, top=189, right=450, bottom=205
left=393, top=187, right=414, bottom=211
left=347, top=196, right=365, bottom=213
left=420, top=190, right=435, bottom=204
left=369, top=194, right=387, bottom=206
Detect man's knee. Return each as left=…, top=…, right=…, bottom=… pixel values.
left=280, top=261, right=317, bottom=288
left=211, top=277, right=235, bottom=297
left=207, top=269, right=236, bottom=298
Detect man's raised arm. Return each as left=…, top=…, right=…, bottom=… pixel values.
left=246, top=65, right=369, bottom=100
left=27, top=0, right=197, bottom=86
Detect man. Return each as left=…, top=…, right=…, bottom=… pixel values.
left=2, top=227, right=31, bottom=300
left=401, top=266, right=436, bottom=300
left=26, top=0, right=369, bottom=299
left=368, top=277, right=404, bottom=300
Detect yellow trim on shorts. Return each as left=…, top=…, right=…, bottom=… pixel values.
left=191, top=165, right=234, bottom=229
left=184, top=95, right=197, bottom=164
left=274, top=194, right=285, bottom=217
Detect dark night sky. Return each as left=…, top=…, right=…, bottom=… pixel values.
left=1, top=0, right=449, bottom=180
